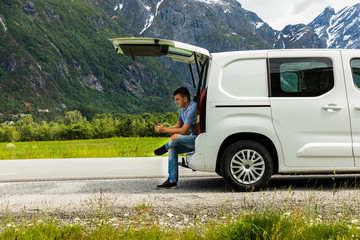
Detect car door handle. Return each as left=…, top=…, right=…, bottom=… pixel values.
left=322, top=104, right=342, bottom=112
left=355, top=106, right=360, bottom=110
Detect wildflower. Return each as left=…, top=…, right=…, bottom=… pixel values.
left=315, top=217, right=322, bottom=224
left=109, top=218, right=119, bottom=226
left=284, top=212, right=291, bottom=216
left=6, top=143, right=16, bottom=148
left=351, top=219, right=359, bottom=224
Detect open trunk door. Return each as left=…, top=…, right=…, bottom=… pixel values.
left=109, top=38, right=209, bottom=65
left=110, top=38, right=210, bottom=135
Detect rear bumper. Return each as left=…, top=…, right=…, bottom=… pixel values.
left=185, top=133, right=216, bottom=172
left=186, top=151, right=206, bottom=171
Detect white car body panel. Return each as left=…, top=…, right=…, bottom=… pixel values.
left=341, top=51, right=360, bottom=166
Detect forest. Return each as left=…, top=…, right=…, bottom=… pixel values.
left=0, top=110, right=178, bottom=142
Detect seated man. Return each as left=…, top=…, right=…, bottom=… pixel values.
left=154, top=87, right=197, bottom=189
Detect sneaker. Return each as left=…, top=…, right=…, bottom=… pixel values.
left=154, top=145, right=168, bottom=156
left=156, top=179, right=177, bottom=189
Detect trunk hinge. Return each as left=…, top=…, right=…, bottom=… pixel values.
left=194, top=54, right=201, bottom=79
left=189, top=64, right=196, bottom=89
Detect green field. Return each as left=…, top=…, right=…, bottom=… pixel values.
left=0, top=137, right=169, bottom=159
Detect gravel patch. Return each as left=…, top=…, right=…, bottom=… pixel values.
left=1, top=188, right=360, bottom=228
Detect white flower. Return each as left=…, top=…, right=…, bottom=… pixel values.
left=6, top=143, right=16, bottom=148
left=109, top=218, right=118, bottom=223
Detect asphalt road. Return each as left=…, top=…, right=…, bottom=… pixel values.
left=0, top=157, right=219, bottom=194
left=0, top=157, right=216, bottom=182
left=0, top=157, right=359, bottom=194
left=1, top=157, right=360, bottom=219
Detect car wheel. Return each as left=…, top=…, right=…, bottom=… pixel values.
left=221, top=140, right=273, bottom=191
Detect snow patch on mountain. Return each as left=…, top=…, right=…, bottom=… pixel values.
left=291, top=28, right=308, bottom=42
left=255, top=22, right=263, bottom=29
left=140, top=0, right=164, bottom=35
left=0, top=16, right=7, bottom=31
left=114, top=4, right=123, bottom=11
left=195, top=0, right=228, bottom=6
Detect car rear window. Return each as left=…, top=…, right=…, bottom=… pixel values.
left=269, top=57, right=334, bottom=97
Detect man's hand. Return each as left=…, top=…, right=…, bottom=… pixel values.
left=154, top=121, right=190, bottom=135
left=155, top=123, right=165, bottom=133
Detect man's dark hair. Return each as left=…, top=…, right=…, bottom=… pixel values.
left=173, top=87, right=190, bottom=100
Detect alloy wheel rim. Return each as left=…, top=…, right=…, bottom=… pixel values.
left=230, top=149, right=265, bottom=184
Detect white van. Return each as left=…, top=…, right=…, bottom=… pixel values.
left=110, top=38, right=360, bottom=191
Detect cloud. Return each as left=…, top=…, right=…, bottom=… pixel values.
left=293, top=0, right=315, bottom=13
left=239, top=0, right=360, bottom=30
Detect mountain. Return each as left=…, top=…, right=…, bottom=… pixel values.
left=245, top=3, right=360, bottom=50
left=95, top=0, right=272, bottom=52
left=272, top=24, right=327, bottom=49
left=271, top=3, right=360, bottom=50
left=0, top=0, right=179, bottom=120
left=105, top=0, right=325, bottom=51
left=309, top=4, right=360, bottom=49
left=244, top=10, right=326, bottom=49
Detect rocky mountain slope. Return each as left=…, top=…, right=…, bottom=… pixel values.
left=248, top=3, right=360, bottom=50
left=309, top=4, right=360, bottom=49
left=0, top=0, right=179, bottom=120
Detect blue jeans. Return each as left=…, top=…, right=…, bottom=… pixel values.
left=165, top=134, right=196, bottom=183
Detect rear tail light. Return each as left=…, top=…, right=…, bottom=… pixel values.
left=196, top=88, right=207, bottom=135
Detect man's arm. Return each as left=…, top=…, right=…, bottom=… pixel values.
left=167, top=121, right=183, bottom=129
left=155, top=121, right=191, bottom=135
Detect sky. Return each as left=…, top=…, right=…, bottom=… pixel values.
left=239, top=0, right=360, bottom=30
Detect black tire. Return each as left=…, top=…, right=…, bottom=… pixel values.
left=220, top=140, right=273, bottom=192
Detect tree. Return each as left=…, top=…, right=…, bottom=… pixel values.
left=64, top=110, right=86, bottom=125
left=16, top=115, right=38, bottom=141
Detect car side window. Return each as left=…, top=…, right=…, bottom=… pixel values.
left=350, top=59, right=360, bottom=89
left=269, top=58, right=334, bottom=97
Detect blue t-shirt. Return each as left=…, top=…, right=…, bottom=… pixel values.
left=178, top=101, right=197, bottom=135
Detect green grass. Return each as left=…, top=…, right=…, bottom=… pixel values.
left=0, top=137, right=169, bottom=159
left=222, top=213, right=356, bottom=240
left=0, top=211, right=359, bottom=239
